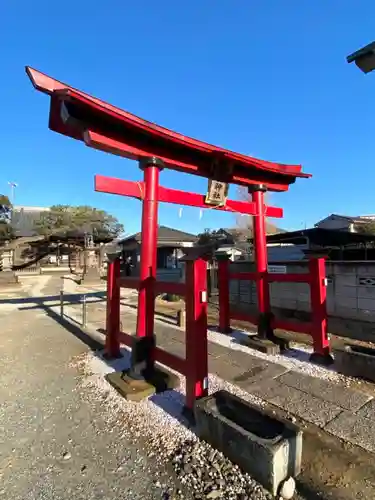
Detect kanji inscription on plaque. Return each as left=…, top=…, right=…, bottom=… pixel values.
left=205, top=179, right=229, bottom=206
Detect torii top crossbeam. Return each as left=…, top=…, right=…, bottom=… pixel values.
left=26, top=67, right=310, bottom=192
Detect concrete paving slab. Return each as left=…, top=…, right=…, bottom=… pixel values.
left=247, top=379, right=342, bottom=427
left=325, top=411, right=375, bottom=453
left=233, top=363, right=289, bottom=388
left=270, top=391, right=342, bottom=428
left=276, top=371, right=371, bottom=411
left=223, top=350, right=289, bottom=383
left=207, top=342, right=232, bottom=359
left=245, top=378, right=287, bottom=398
left=354, top=398, right=375, bottom=419
left=158, top=339, right=186, bottom=358
left=229, top=350, right=269, bottom=368
left=208, top=357, right=245, bottom=380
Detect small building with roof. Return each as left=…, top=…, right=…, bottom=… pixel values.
left=118, top=225, right=197, bottom=273
left=315, top=214, right=375, bottom=233
left=264, top=227, right=375, bottom=261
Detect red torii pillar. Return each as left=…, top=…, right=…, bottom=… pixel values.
left=136, top=157, right=163, bottom=339
left=251, top=185, right=272, bottom=338
left=130, top=157, right=164, bottom=378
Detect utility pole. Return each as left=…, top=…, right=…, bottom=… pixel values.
left=8, top=181, right=18, bottom=205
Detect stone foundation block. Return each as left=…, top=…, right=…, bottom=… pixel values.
left=194, top=390, right=302, bottom=496
left=106, top=365, right=180, bottom=402
left=334, top=344, right=375, bottom=383
left=240, top=336, right=280, bottom=355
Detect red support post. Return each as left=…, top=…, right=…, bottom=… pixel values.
left=136, top=157, right=164, bottom=339
left=308, top=257, right=333, bottom=364
left=217, top=256, right=231, bottom=333
left=252, top=186, right=272, bottom=337
left=105, top=258, right=121, bottom=358
left=185, top=258, right=209, bottom=410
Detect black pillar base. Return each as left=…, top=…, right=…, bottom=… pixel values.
left=272, top=337, right=290, bottom=352
left=309, top=352, right=334, bottom=366
left=257, top=312, right=289, bottom=352
left=126, top=335, right=180, bottom=393
left=257, top=312, right=274, bottom=339
left=102, top=350, right=123, bottom=361
left=128, top=335, right=156, bottom=380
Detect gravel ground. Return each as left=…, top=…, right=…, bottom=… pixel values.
left=77, top=349, right=276, bottom=500
left=171, top=440, right=274, bottom=499
left=0, top=288, right=280, bottom=500
left=0, top=308, right=180, bottom=499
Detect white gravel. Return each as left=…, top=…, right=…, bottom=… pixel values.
left=207, top=327, right=347, bottom=383
left=75, top=349, right=195, bottom=459
left=74, top=348, right=265, bottom=459
left=73, top=349, right=273, bottom=499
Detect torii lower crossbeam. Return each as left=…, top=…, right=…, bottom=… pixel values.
left=95, top=174, right=283, bottom=218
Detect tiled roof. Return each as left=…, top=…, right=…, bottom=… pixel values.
left=316, top=214, right=375, bottom=226
left=223, top=224, right=285, bottom=239
left=119, top=225, right=197, bottom=245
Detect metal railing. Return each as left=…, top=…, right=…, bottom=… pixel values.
left=59, top=285, right=87, bottom=328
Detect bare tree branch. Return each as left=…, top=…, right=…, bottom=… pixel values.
left=235, top=186, right=281, bottom=235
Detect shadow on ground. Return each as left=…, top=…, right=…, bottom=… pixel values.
left=121, top=301, right=177, bottom=326
left=0, top=291, right=106, bottom=307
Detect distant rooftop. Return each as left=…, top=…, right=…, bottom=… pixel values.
left=315, top=214, right=375, bottom=227
left=119, top=225, right=197, bottom=246
left=265, top=227, right=375, bottom=247
left=13, top=205, right=50, bottom=212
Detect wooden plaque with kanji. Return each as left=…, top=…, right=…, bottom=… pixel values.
left=205, top=180, right=229, bottom=206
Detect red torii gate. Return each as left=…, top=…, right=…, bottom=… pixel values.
left=26, top=66, right=318, bottom=408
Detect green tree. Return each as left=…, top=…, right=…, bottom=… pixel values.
left=0, top=194, right=13, bottom=240
left=196, top=229, right=230, bottom=246
left=34, top=205, right=124, bottom=239
left=197, top=229, right=214, bottom=246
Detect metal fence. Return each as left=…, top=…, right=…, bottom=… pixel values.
left=59, top=288, right=88, bottom=328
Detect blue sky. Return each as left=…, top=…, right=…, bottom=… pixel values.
left=2, top=1, right=375, bottom=236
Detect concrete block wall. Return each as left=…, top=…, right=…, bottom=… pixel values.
left=326, top=262, right=375, bottom=321
left=228, top=260, right=375, bottom=342
left=131, top=267, right=183, bottom=283
left=156, top=268, right=183, bottom=283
